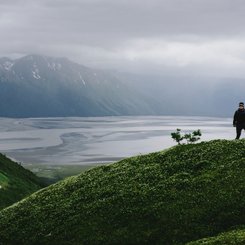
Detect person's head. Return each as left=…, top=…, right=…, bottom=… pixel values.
left=239, top=102, right=244, bottom=109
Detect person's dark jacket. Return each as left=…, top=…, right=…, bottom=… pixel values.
left=233, top=109, right=245, bottom=126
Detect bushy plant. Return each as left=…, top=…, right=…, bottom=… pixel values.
left=171, top=128, right=184, bottom=145
left=171, top=129, right=202, bottom=145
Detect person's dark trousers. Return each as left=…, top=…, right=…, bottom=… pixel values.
left=236, top=123, right=245, bottom=139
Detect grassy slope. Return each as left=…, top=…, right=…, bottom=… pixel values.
left=0, top=139, right=244, bottom=245
left=186, top=228, right=245, bottom=244
left=0, top=153, right=44, bottom=210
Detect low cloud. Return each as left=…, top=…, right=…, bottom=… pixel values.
left=1, top=0, right=245, bottom=78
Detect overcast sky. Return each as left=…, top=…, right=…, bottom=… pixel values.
left=1, top=0, right=245, bottom=77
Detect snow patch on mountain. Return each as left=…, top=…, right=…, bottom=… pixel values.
left=78, top=72, right=86, bottom=86
left=32, top=65, right=41, bottom=79
left=3, top=61, right=14, bottom=71
left=48, top=62, right=62, bottom=71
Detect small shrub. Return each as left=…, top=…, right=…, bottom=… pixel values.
left=170, top=128, right=184, bottom=145
left=171, top=129, right=202, bottom=145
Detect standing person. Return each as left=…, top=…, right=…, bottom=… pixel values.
left=233, top=102, right=245, bottom=139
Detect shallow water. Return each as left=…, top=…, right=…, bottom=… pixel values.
left=0, top=116, right=235, bottom=165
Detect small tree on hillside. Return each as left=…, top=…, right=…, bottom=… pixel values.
left=171, top=128, right=184, bottom=145
left=171, top=129, right=202, bottom=145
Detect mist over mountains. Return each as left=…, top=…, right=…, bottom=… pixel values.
left=0, top=55, right=155, bottom=117
left=0, top=54, right=243, bottom=118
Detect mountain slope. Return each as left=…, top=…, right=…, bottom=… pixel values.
left=1, top=54, right=245, bottom=118
left=115, top=72, right=245, bottom=117
left=0, top=140, right=244, bottom=244
left=186, top=228, right=245, bottom=245
left=0, top=153, right=44, bottom=210
left=0, top=55, right=155, bottom=117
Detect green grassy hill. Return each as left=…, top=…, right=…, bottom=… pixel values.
left=0, top=140, right=244, bottom=245
left=0, top=153, right=44, bottom=210
left=187, top=228, right=245, bottom=244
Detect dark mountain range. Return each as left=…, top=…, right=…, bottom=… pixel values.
left=0, top=55, right=155, bottom=117
left=0, top=54, right=243, bottom=118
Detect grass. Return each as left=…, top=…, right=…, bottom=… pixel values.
left=0, top=153, right=44, bottom=210
left=0, top=172, right=9, bottom=189
left=0, top=139, right=244, bottom=244
left=0, top=171, right=9, bottom=183
left=186, top=228, right=245, bottom=244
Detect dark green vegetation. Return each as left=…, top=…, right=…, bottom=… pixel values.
left=171, top=128, right=202, bottom=145
left=0, top=153, right=44, bottom=210
left=0, top=139, right=244, bottom=244
left=187, top=228, right=245, bottom=245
